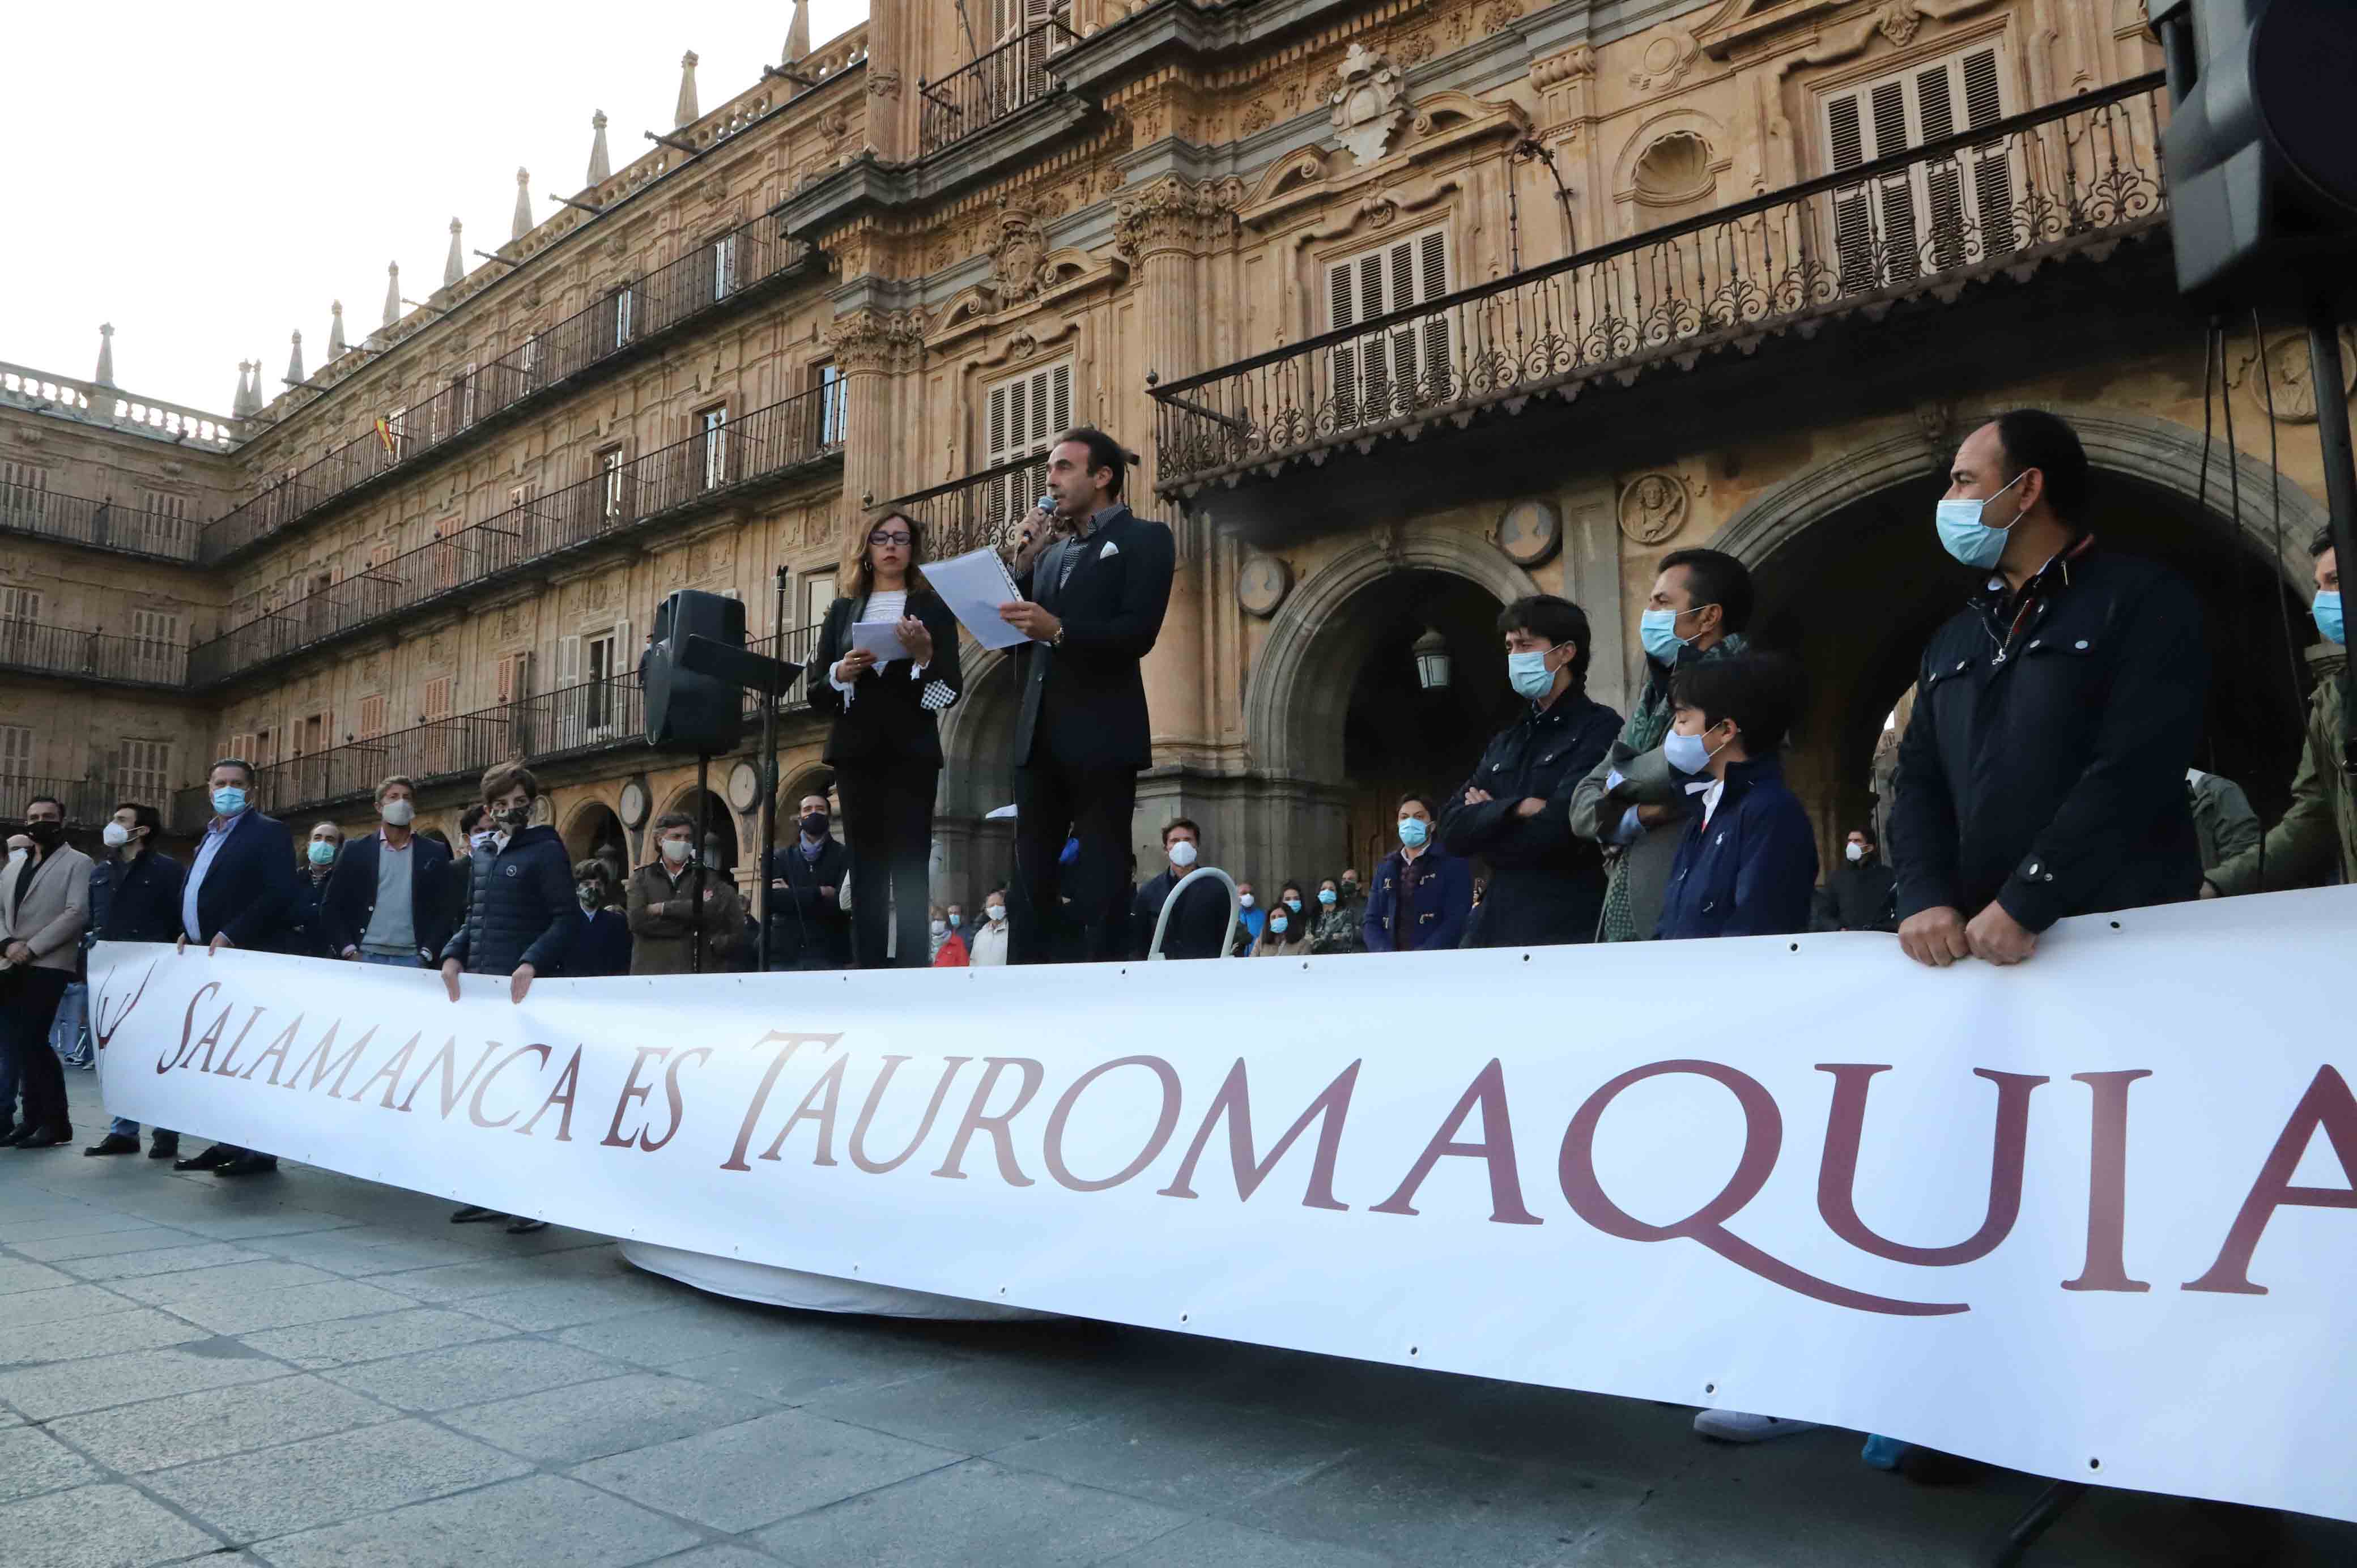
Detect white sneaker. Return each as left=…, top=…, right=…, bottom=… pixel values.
left=1693, top=1409, right=1824, bottom=1443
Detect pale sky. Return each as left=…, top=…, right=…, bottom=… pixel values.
left=0, top=2, right=870, bottom=418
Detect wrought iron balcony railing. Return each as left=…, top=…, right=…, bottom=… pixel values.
left=878, top=451, right=1052, bottom=565
left=0, top=619, right=188, bottom=687
left=918, top=18, right=1082, bottom=159
left=1151, top=74, right=2168, bottom=494
left=188, top=386, right=844, bottom=690
left=0, top=482, right=202, bottom=562
left=202, top=212, right=811, bottom=564
left=0, top=774, right=129, bottom=827
left=177, top=625, right=824, bottom=826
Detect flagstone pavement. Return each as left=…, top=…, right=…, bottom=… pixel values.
left=2, top=1115, right=2350, bottom=1567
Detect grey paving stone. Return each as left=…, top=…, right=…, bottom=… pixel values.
left=0, top=1282, right=140, bottom=1330
left=154, top=1277, right=416, bottom=1334
left=0, top=1259, right=75, bottom=1295
left=249, top=1472, right=701, bottom=1568
left=0, top=1210, right=163, bottom=1244
left=555, top=1299, right=816, bottom=1367
left=57, top=1240, right=270, bottom=1281
left=663, top=1320, right=969, bottom=1407
left=1097, top=1517, right=1404, bottom=1568
left=800, top=1356, right=1155, bottom=1455
left=456, top=1272, right=688, bottom=1332
left=9, top=1223, right=189, bottom=1260
left=367, top=1255, right=568, bottom=1303
left=640, top=1549, right=790, bottom=1568
left=239, top=1306, right=510, bottom=1369
left=318, top=1335, right=628, bottom=1413
left=0, top=1340, right=291, bottom=1420
left=1224, top=1442, right=1648, bottom=1568
left=755, top=1457, right=1193, bottom=1568
left=571, top=1409, right=960, bottom=1532
left=173, top=1209, right=360, bottom=1241
left=140, top=1416, right=533, bottom=1541
left=0, top=1424, right=105, bottom=1502
left=45, top=1373, right=397, bottom=1472
left=245, top=1230, right=491, bottom=1275
left=440, top=1370, right=779, bottom=1465
left=0, top=1482, right=222, bottom=1568
left=0, top=1303, right=211, bottom=1367
left=111, top=1258, right=339, bottom=1303
left=990, top=1396, right=1360, bottom=1509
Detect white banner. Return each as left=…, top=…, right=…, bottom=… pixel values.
left=89, top=889, right=2357, bottom=1525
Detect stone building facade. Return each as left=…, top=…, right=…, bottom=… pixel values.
left=2, top=0, right=2345, bottom=921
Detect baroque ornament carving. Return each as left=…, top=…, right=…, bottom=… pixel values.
left=988, top=208, right=1050, bottom=305
left=1237, top=552, right=1291, bottom=619
left=867, top=69, right=901, bottom=100
left=1112, top=176, right=1245, bottom=261
left=1875, top=1, right=1922, bottom=46
left=1329, top=44, right=1405, bottom=167
left=1530, top=44, right=1596, bottom=92
left=1628, top=31, right=1699, bottom=94
left=824, top=307, right=928, bottom=374
left=2228, top=325, right=2357, bottom=424
left=1617, top=472, right=1690, bottom=546
left=1482, top=0, right=1525, bottom=34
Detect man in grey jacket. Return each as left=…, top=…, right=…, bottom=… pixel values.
left=1569, top=549, right=1755, bottom=942
left=1, top=795, right=94, bottom=1148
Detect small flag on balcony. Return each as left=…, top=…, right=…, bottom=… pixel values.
left=374, top=417, right=396, bottom=458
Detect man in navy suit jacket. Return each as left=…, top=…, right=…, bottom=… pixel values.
left=173, top=758, right=297, bottom=1177
left=320, top=777, right=453, bottom=966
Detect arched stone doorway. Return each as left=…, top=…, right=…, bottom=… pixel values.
left=1246, top=535, right=1540, bottom=883
left=562, top=800, right=627, bottom=882
left=934, top=651, right=1020, bottom=904
left=1712, top=409, right=2324, bottom=849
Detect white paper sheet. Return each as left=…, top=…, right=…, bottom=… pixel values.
left=848, top=620, right=913, bottom=661
left=924, top=547, right=1035, bottom=650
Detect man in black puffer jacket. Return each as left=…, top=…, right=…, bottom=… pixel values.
left=439, top=762, right=573, bottom=1006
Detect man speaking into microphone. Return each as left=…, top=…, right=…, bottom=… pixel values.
left=997, top=429, right=1176, bottom=963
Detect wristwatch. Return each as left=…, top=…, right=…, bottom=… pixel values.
left=1050, top=626, right=1067, bottom=650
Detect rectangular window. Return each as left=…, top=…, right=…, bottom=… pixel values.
left=458, top=363, right=479, bottom=429
left=812, top=360, right=844, bottom=446
left=0, top=723, right=32, bottom=782
left=140, top=491, right=190, bottom=552
left=385, top=406, right=410, bottom=461
left=802, top=570, right=836, bottom=632
left=431, top=515, right=463, bottom=590
left=1, top=461, right=49, bottom=528
left=0, top=586, right=41, bottom=623
left=1324, top=225, right=1452, bottom=425
left=129, top=608, right=180, bottom=683
left=599, top=284, right=635, bottom=352
left=418, top=675, right=455, bottom=776
left=495, top=650, right=530, bottom=705
left=368, top=537, right=396, bottom=569
left=521, top=333, right=543, bottom=393
left=117, top=739, right=170, bottom=804
left=358, top=693, right=386, bottom=739
left=982, top=360, right=1073, bottom=527
left=297, top=712, right=326, bottom=758
left=598, top=445, right=627, bottom=518
left=1823, top=42, right=2015, bottom=292
left=712, top=233, right=738, bottom=301
left=699, top=404, right=730, bottom=491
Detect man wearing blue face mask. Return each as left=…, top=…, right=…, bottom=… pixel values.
left=1892, top=410, right=2206, bottom=968
left=1364, top=792, right=1471, bottom=952
left=2203, top=530, right=2351, bottom=897
left=1439, top=595, right=1622, bottom=948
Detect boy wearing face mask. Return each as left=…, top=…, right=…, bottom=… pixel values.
left=1129, top=819, right=1229, bottom=959
left=1440, top=595, right=1622, bottom=949
left=1654, top=654, right=1817, bottom=941
left=568, top=860, right=633, bottom=977
left=323, top=777, right=454, bottom=969
left=439, top=763, right=576, bottom=1004
left=1364, top=793, right=1472, bottom=952
left=969, top=888, right=1012, bottom=966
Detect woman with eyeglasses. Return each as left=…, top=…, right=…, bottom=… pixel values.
left=810, top=509, right=964, bottom=968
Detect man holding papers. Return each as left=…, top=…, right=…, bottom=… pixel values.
left=995, top=428, right=1176, bottom=964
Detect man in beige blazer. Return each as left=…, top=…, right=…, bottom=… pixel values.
left=1, top=795, right=93, bottom=1148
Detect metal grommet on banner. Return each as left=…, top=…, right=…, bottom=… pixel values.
left=1407, top=1346, right=1419, bottom=1358
left=2088, top=1458, right=2103, bottom=1472
left=1704, top=1382, right=1717, bottom=1395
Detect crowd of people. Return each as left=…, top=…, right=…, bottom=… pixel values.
left=1, top=411, right=2350, bottom=1475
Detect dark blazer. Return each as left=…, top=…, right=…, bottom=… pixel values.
left=807, top=587, right=965, bottom=766
left=1363, top=846, right=1473, bottom=953
left=1891, top=546, right=2206, bottom=931
left=1440, top=689, right=1622, bottom=949
left=320, top=830, right=454, bottom=962
left=185, top=810, right=297, bottom=952
left=91, top=851, right=186, bottom=944
left=1011, top=504, right=1177, bottom=771
left=287, top=871, right=341, bottom=958
left=764, top=840, right=851, bottom=969
left=1656, top=757, right=1820, bottom=941
left=440, top=825, right=575, bottom=975
left=567, top=907, right=633, bottom=977
left=1129, top=868, right=1230, bottom=960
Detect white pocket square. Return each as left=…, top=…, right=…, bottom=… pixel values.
left=1097, top=540, right=1120, bottom=559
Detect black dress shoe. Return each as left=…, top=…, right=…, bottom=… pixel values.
left=147, top=1137, right=179, bottom=1159
left=212, top=1153, right=279, bottom=1177
left=504, top=1218, right=548, bottom=1234
left=12, top=1126, right=72, bottom=1150
left=0, top=1124, right=28, bottom=1148
left=450, top=1205, right=501, bottom=1224
left=85, top=1133, right=141, bottom=1156
left=174, top=1144, right=235, bottom=1171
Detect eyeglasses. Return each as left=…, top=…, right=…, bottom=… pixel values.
left=868, top=530, right=913, bottom=547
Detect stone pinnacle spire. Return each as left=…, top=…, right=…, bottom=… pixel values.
left=443, top=218, right=464, bottom=288
left=94, top=323, right=115, bottom=386
left=382, top=262, right=402, bottom=329
left=512, top=168, right=534, bottom=241
left=328, top=300, right=347, bottom=357
left=231, top=361, right=250, bottom=416
left=587, top=110, right=611, bottom=186
left=286, top=330, right=305, bottom=387
left=785, top=0, right=810, bottom=64
left=233, top=360, right=258, bottom=417
left=674, top=52, right=700, bottom=129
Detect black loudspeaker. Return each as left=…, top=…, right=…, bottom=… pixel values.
left=644, top=589, right=746, bottom=753
left=2151, top=0, right=2357, bottom=312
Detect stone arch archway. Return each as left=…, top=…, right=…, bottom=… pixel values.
left=933, top=649, right=1022, bottom=903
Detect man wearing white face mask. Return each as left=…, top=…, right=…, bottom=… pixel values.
left=1811, top=827, right=1897, bottom=934
left=324, top=776, right=454, bottom=969
left=1440, top=595, right=1621, bottom=949
left=84, top=802, right=186, bottom=1156
left=1129, top=819, right=1228, bottom=959
left=969, top=888, right=1012, bottom=965
left=1892, top=410, right=2206, bottom=969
